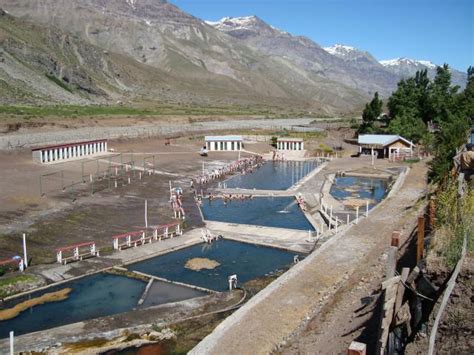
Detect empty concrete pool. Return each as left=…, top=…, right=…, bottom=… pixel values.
left=128, top=239, right=299, bottom=292
left=224, top=160, right=320, bottom=190
left=201, top=196, right=315, bottom=231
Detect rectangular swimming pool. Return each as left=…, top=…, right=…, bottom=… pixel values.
left=128, top=239, right=298, bottom=292
left=224, top=160, right=320, bottom=190
left=200, top=196, right=315, bottom=231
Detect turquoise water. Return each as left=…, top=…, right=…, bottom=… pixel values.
left=329, top=176, right=389, bottom=209
left=129, top=239, right=298, bottom=291
left=201, top=196, right=315, bottom=231
left=224, top=160, right=319, bottom=190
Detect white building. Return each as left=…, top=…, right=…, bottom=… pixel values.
left=205, top=136, right=243, bottom=151
left=357, top=134, right=415, bottom=159
left=32, top=139, right=108, bottom=164
left=277, top=137, right=304, bottom=151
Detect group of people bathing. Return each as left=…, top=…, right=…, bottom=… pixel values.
left=192, top=155, right=264, bottom=187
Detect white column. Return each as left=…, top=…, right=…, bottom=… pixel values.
left=54, top=149, right=58, bottom=161
left=49, top=150, right=53, bottom=162
left=105, top=141, right=108, bottom=152
left=227, top=141, right=231, bottom=151
left=42, top=150, right=47, bottom=163
left=59, top=148, right=64, bottom=160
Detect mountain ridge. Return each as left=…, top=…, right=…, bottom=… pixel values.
left=0, top=1, right=467, bottom=111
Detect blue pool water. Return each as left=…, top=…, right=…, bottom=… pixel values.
left=329, top=176, right=389, bottom=208
left=129, top=239, right=298, bottom=291
left=224, top=160, right=319, bottom=190
left=0, top=273, right=145, bottom=338
left=201, top=197, right=315, bottom=231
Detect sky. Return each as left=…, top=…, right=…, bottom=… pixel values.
left=170, top=0, right=473, bottom=72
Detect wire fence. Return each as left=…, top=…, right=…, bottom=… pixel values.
left=38, top=153, right=157, bottom=201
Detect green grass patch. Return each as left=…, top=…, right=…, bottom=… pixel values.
left=0, top=274, right=37, bottom=298
left=0, top=104, right=278, bottom=118
left=0, top=274, right=35, bottom=287
left=45, top=74, right=73, bottom=93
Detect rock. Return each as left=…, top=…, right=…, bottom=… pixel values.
left=0, top=8, right=6, bottom=16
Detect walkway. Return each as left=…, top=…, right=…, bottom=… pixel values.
left=190, top=162, right=427, bottom=354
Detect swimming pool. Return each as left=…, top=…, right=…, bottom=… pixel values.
left=128, top=239, right=298, bottom=292
left=224, top=160, right=319, bottom=190
left=200, top=196, right=315, bottom=231
left=0, top=273, right=205, bottom=338
left=329, top=176, right=389, bottom=209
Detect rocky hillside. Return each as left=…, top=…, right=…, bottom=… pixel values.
left=206, top=16, right=400, bottom=97
left=0, top=1, right=467, bottom=113
left=0, top=1, right=369, bottom=114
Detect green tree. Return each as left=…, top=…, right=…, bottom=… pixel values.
left=388, top=107, right=426, bottom=143
left=387, top=69, right=431, bottom=125
left=428, top=64, right=459, bottom=124
left=358, top=92, right=383, bottom=134
left=458, top=66, right=474, bottom=123
left=428, top=110, right=470, bottom=181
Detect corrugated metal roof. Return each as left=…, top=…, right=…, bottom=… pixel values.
left=31, top=139, right=107, bottom=151
left=277, top=137, right=303, bottom=142
left=358, top=134, right=414, bottom=147
left=205, top=135, right=243, bottom=142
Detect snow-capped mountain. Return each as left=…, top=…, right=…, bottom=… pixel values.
left=207, top=17, right=399, bottom=97
left=324, top=44, right=357, bottom=57
left=323, top=44, right=380, bottom=65
left=380, top=57, right=436, bottom=69
left=380, top=57, right=466, bottom=88
left=205, top=16, right=286, bottom=38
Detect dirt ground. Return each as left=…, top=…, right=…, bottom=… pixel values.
left=0, top=136, right=263, bottom=263
left=404, top=256, right=474, bottom=355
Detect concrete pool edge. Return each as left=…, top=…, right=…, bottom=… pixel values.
left=203, top=220, right=313, bottom=254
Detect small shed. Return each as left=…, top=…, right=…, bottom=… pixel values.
left=205, top=136, right=243, bottom=151
left=32, top=139, right=108, bottom=164
left=357, top=135, right=415, bottom=159
left=277, top=137, right=304, bottom=151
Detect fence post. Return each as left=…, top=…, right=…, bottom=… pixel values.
left=9, top=331, right=14, bottom=355
left=39, top=175, right=43, bottom=196
left=417, top=215, right=425, bottom=262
